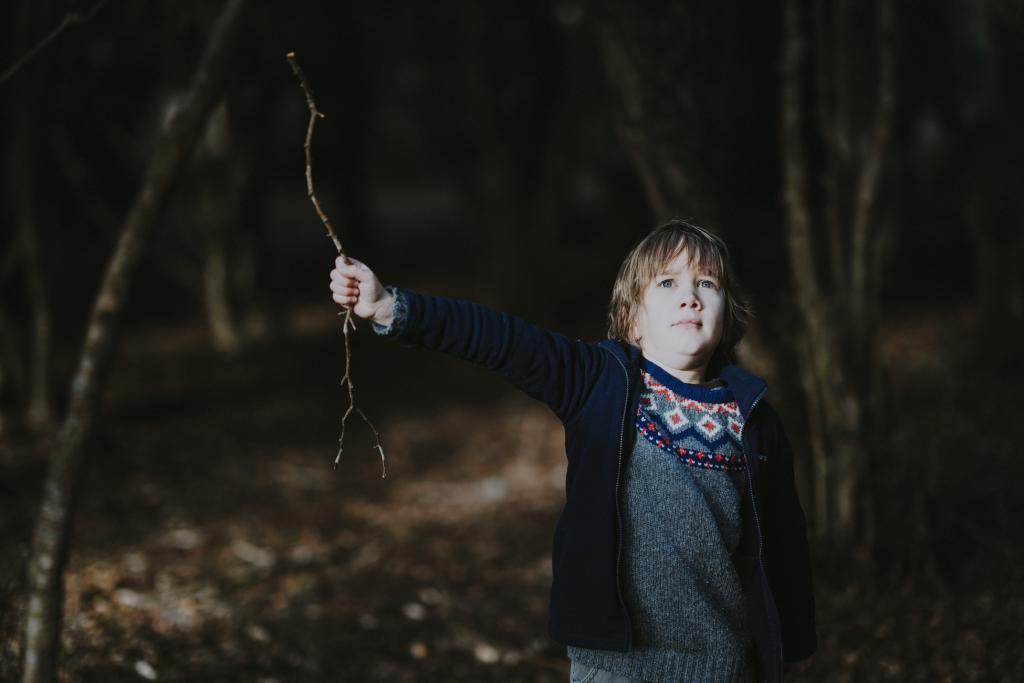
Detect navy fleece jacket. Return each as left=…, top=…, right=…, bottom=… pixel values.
left=375, top=288, right=817, bottom=682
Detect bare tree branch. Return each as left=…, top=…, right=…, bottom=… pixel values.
left=286, top=53, right=346, bottom=255
left=0, top=0, right=111, bottom=86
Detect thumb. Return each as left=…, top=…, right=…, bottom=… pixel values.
left=335, top=256, right=373, bottom=282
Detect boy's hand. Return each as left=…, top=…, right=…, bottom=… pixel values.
left=329, top=256, right=394, bottom=327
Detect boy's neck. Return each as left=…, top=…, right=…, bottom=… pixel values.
left=640, top=352, right=708, bottom=384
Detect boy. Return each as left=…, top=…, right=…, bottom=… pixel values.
left=329, top=220, right=816, bottom=682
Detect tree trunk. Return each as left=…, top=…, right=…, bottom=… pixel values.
left=203, top=216, right=239, bottom=354
left=20, top=3, right=247, bottom=681
left=197, top=100, right=242, bottom=355
left=780, top=0, right=893, bottom=552
left=12, top=109, right=54, bottom=435
left=6, top=0, right=54, bottom=435
left=0, top=310, right=18, bottom=440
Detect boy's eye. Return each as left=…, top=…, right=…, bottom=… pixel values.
left=698, top=279, right=718, bottom=289
left=657, top=278, right=674, bottom=288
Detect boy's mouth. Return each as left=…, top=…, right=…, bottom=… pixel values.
left=672, top=319, right=702, bottom=328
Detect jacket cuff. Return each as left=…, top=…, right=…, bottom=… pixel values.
left=371, top=286, right=409, bottom=337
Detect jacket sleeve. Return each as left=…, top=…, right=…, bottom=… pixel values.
left=761, top=403, right=818, bottom=662
left=374, top=287, right=601, bottom=424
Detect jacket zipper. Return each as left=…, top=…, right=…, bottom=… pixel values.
left=739, top=386, right=784, bottom=675
left=741, top=387, right=767, bottom=565
left=610, top=353, right=633, bottom=650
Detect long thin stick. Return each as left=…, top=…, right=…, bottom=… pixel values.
left=286, top=51, right=386, bottom=478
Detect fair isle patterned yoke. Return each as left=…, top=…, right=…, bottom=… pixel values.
left=637, top=359, right=747, bottom=473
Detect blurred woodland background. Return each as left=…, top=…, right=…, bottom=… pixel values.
left=1, top=0, right=1023, bottom=681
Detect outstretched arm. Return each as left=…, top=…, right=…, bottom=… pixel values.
left=329, top=256, right=604, bottom=423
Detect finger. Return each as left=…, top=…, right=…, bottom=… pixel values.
left=340, top=265, right=368, bottom=283
left=338, top=257, right=374, bottom=277
left=336, top=255, right=369, bottom=270
left=329, top=277, right=354, bottom=290
left=331, top=271, right=361, bottom=288
left=332, top=255, right=357, bottom=270
left=329, top=281, right=360, bottom=298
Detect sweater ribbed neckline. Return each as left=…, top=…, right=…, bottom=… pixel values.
left=640, top=358, right=732, bottom=403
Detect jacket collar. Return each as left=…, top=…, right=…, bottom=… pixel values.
left=597, top=339, right=767, bottom=418
left=718, top=364, right=768, bottom=418
left=597, top=338, right=642, bottom=369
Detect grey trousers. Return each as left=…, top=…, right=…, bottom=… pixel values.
left=569, top=660, right=651, bottom=683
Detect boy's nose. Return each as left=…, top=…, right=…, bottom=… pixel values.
left=678, top=290, right=700, bottom=308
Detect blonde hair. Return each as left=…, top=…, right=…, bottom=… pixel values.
left=607, top=219, right=753, bottom=365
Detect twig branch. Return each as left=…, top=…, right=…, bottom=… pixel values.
left=0, top=0, right=111, bottom=86
left=285, top=52, right=345, bottom=255
left=285, top=51, right=385, bottom=478
left=848, top=0, right=895, bottom=345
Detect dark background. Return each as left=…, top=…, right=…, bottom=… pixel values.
left=2, top=0, right=1022, bottom=681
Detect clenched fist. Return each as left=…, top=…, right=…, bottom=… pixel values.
left=329, top=256, right=394, bottom=327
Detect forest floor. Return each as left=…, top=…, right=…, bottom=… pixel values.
left=1, top=301, right=1022, bottom=682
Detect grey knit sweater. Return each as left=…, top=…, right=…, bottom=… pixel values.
left=568, top=360, right=757, bottom=682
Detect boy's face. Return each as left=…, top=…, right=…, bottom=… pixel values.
left=632, top=248, right=726, bottom=381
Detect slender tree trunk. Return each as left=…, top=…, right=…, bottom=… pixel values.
left=6, top=0, right=54, bottom=435
left=849, top=0, right=894, bottom=347
left=812, top=0, right=847, bottom=293
left=0, top=310, right=15, bottom=440
left=782, top=0, right=842, bottom=542
left=12, top=111, right=54, bottom=434
left=233, top=231, right=269, bottom=342
left=0, top=229, right=25, bottom=441
left=20, top=3, right=246, bottom=681
left=197, top=100, right=241, bottom=354
left=798, top=333, right=830, bottom=540
left=780, top=0, right=893, bottom=551
left=203, top=217, right=239, bottom=353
